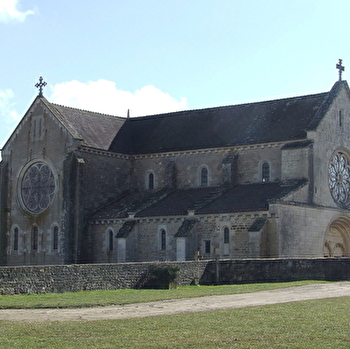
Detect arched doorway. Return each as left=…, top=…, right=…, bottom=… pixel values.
left=324, top=216, right=350, bottom=257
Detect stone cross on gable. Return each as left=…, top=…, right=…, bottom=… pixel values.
left=336, top=59, right=345, bottom=81
left=35, top=76, right=47, bottom=97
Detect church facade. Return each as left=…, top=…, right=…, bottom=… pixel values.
left=1, top=77, right=350, bottom=266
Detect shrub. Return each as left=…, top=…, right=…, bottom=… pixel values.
left=144, top=265, right=180, bottom=289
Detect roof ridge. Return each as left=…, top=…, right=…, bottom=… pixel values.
left=307, top=80, right=349, bottom=131
left=40, top=98, right=83, bottom=141
left=52, top=103, right=126, bottom=120
left=125, top=91, right=329, bottom=122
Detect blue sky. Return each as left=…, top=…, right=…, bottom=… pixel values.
left=0, top=0, right=349, bottom=148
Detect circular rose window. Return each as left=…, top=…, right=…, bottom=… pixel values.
left=328, top=151, right=350, bottom=208
left=20, top=162, right=56, bottom=214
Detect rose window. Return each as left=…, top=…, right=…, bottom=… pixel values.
left=20, top=162, right=56, bottom=214
left=328, top=152, right=350, bottom=208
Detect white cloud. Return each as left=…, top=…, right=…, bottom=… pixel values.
left=0, top=89, right=21, bottom=123
left=49, top=79, right=188, bottom=117
left=0, top=88, right=21, bottom=148
left=0, top=0, right=35, bottom=23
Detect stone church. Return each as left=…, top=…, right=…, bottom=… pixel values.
left=1, top=69, right=350, bottom=266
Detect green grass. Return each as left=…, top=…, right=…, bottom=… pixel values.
left=0, top=280, right=324, bottom=309
left=0, top=296, right=349, bottom=348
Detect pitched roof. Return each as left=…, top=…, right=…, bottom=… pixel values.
left=307, top=80, right=350, bottom=130
left=92, top=189, right=172, bottom=219
left=196, top=181, right=306, bottom=214
left=3, top=81, right=346, bottom=155
left=175, top=219, right=197, bottom=237
left=248, top=218, right=267, bottom=232
left=32, top=80, right=347, bottom=155
left=116, top=220, right=136, bottom=238
left=281, top=140, right=313, bottom=150
left=46, top=102, right=126, bottom=150
left=137, top=187, right=228, bottom=217
left=109, top=90, right=331, bottom=154
left=92, top=181, right=306, bottom=220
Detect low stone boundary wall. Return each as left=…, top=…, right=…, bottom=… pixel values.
left=0, top=258, right=349, bottom=294
left=201, top=258, right=350, bottom=285
left=0, top=261, right=208, bottom=294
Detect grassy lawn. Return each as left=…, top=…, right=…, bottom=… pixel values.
left=0, top=296, right=349, bottom=348
left=0, top=280, right=325, bottom=309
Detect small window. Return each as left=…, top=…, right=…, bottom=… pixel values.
left=224, top=227, right=230, bottom=244
left=339, top=110, right=343, bottom=127
left=160, top=229, right=166, bottom=250
left=32, top=226, right=38, bottom=251
left=148, top=173, right=154, bottom=190
left=204, top=240, right=211, bottom=254
left=108, top=229, right=114, bottom=252
left=262, top=162, right=270, bottom=182
left=201, top=167, right=208, bottom=187
left=13, top=228, right=19, bottom=251
left=53, top=226, right=59, bottom=250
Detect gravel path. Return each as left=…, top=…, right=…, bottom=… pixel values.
left=0, top=282, right=349, bottom=322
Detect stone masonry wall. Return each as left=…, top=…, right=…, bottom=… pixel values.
left=0, top=258, right=349, bottom=294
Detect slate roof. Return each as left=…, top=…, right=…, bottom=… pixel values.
left=196, top=181, right=306, bottom=214
left=46, top=102, right=126, bottom=150
left=307, top=80, right=349, bottom=130
left=108, top=88, right=339, bottom=154
left=248, top=218, right=267, bottom=232
left=92, top=181, right=306, bottom=220
left=281, top=140, right=313, bottom=150
left=137, top=187, right=229, bottom=217
left=117, top=220, right=136, bottom=238
left=175, top=219, right=197, bottom=237
left=27, top=80, right=347, bottom=155
left=92, top=188, right=172, bottom=219
left=3, top=81, right=347, bottom=155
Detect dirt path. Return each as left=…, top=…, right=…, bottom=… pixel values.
left=0, top=282, right=349, bottom=322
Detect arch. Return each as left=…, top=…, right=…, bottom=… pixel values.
left=145, top=171, right=155, bottom=190
left=200, top=166, right=209, bottom=187
left=108, top=229, right=114, bottom=252
left=52, top=226, right=59, bottom=251
left=223, top=227, right=230, bottom=244
left=261, top=162, right=270, bottom=182
left=223, top=226, right=230, bottom=256
left=160, top=229, right=166, bottom=250
left=148, top=172, right=154, bottom=190
left=106, top=228, right=114, bottom=252
left=32, top=226, right=39, bottom=251
left=13, top=227, right=19, bottom=251
left=324, top=216, right=350, bottom=257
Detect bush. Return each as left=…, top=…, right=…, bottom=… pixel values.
left=150, top=266, right=180, bottom=282
left=144, top=265, right=180, bottom=289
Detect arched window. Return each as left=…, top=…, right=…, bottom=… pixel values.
left=53, top=226, right=59, bottom=250
left=160, top=229, right=166, bottom=250
left=32, top=226, right=38, bottom=251
left=13, top=228, right=19, bottom=251
left=148, top=172, right=154, bottom=190
left=224, top=227, right=230, bottom=244
left=201, top=167, right=208, bottom=187
left=262, top=162, right=270, bottom=182
left=204, top=240, right=211, bottom=254
left=108, top=229, right=114, bottom=252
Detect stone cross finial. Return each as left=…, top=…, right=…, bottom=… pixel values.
left=336, top=59, right=345, bottom=81
left=35, top=76, right=47, bottom=97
